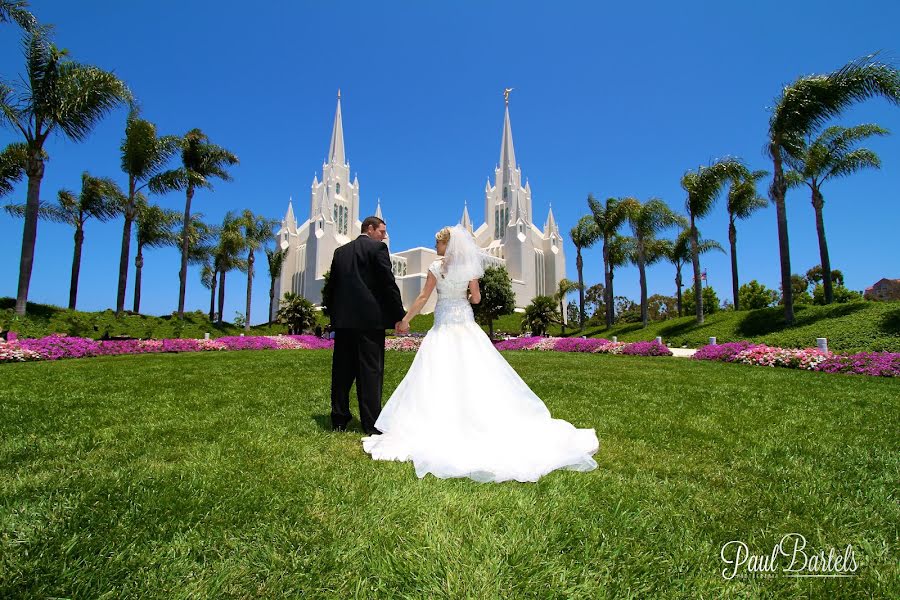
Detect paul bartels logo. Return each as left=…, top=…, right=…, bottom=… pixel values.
left=721, top=533, right=859, bottom=580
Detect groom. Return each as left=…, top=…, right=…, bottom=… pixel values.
left=328, top=216, right=408, bottom=434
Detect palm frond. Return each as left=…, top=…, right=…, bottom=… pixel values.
left=53, top=62, right=132, bottom=142
left=0, top=142, right=27, bottom=197
left=0, top=0, right=36, bottom=31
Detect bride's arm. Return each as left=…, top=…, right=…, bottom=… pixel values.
left=468, top=279, right=481, bottom=304
left=401, top=271, right=437, bottom=327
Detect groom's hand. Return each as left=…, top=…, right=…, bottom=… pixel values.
left=395, top=321, right=409, bottom=334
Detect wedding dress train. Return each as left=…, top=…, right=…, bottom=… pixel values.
left=362, top=260, right=599, bottom=483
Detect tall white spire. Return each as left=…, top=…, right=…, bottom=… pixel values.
left=544, top=203, right=559, bottom=236
left=375, top=198, right=383, bottom=220
left=328, top=89, right=345, bottom=165
left=460, top=201, right=473, bottom=232
left=499, top=104, right=517, bottom=185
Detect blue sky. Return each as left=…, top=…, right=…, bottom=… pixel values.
left=1, top=1, right=898, bottom=322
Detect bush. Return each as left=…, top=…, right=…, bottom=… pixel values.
left=738, top=280, right=779, bottom=310
left=683, top=286, right=720, bottom=316
left=813, top=284, right=863, bottom=305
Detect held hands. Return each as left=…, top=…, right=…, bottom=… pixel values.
left=395, top=320, right=410, bottom=334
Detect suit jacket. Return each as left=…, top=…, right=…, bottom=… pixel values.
left=327, top=234, right=406, bottom=330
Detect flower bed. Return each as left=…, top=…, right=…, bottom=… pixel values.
left=0, top=334, right=333, bottom=364
left=493, top=336, right=672, bottom=356
left=693, top=341, right=898, bottom=377
left=385, top=336, right=422, bottom=352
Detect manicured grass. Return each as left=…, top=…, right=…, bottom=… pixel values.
left=1, top=351, right=896, bottom=597
left=563, top=301, right=900, bottom=352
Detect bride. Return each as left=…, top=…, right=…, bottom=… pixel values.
left=362, top=224, right=599, bottom=483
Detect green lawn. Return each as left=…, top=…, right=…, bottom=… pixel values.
left=1, top=351, right=897, bottom=598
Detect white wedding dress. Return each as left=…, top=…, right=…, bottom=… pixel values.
left=362, top=259, right=599, bottom=483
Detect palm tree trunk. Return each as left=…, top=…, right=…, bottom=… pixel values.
left=638, top=251, right=648, bottom=328
left=268, top=280, right=275, bottom=326
left=812, top=187, right=833, bottom=304
left=69, top=227, right=85, bottom=310
left=488, top=318, right=495, bottom=340
left=675, top=265, right=683, bottom=317
left=690, top=214, right=704, bottom=323
left=177, top=184, right=194, bottom=318
left=729, top=219, right=739, bottom=311
left=14, top=152, right=45, bottom=316
left=559, top=296, right=566, bottom=335
left=217, top=269, right=226, bottom=325
left=245, top=251, right=254, bottom=332
left=133, top=245, right=144, bottom=313
left=116, top=178, right=137, bottom=316
left=209, top=270, right=218, bottom=322
left=576, top=249, right=585, bottom=330
left=771, top=145, right=794, bottom=324
left=603, top=236, right=613, bottom=328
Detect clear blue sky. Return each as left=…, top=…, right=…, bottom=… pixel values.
left=1, top=1, right=898, bottom=322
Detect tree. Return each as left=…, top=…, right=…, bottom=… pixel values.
left=473, top=265, right=516, bottom=340
left=0, top=27, right=132, bottom=315
left=569, top=215, right=599, bottom=329
left=613, top=296, right=640, bottom=324
left=806, top=265, right=844, bottom=287
left=683, top=286, right=720, bottom=316
left=737, top=280, right=779, bottom=310
left=813, top=283, right=861, bottom=305
left=277, top=292, right=317, bottom=334
left=566, top=301, right=579, bottom=325
left=133, top=199, right=180, bottom=313
left=785, top=124, right=888, bottom=304
left=116, top=110, right=180, bottom=315
left=647, top=294, right=677, bottom=321
left=768, top=54, right=900, bottom=325
left=265, top=247, right=288, bottom=325
left=554, top=278, right=580, bottom=335
left=209, top=212, right=246, bottom=325
left=726, top=169, right=768, bottom=310
left=784, top=274, right=812, bottom=305
left=588, top=195, right=630, bottom=328
left=239, top=210, right=277, bottom=330
left=584, top=283, right=605, bottom=320
left=661, top=228, right=723, bottom=317
left=681, top=158, right=747, bottom=323
left=623, top=197, right=686, bottom=327
left=522, top=295, right=560, bottom=336
left=0, top=0, right=35, bottom=31
left=606, top=234, right=634, bottom=324
left=0, top=143, right=27, bottom=197
left=151, top=129, right=238, bottom=317
left=5, top=172, right=123, bottom=309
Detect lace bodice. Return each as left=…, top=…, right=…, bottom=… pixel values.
left=429, top=259, right=475, bottom=327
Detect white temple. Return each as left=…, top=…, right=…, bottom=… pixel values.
left=273, top=92, right=566, bottom=318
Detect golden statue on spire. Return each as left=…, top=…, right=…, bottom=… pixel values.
left=503, top=87, right=514, bottom=105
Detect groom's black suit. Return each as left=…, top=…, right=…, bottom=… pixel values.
left=328, top=234, right=406, bottom=434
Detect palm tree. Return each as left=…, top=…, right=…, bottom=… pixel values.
left=151, top=129, right=238, bottom=317
left=239, top=210, right=277, bottom=331
left=0, top=143, right=27, bottom=197
left=0, top=0, right=35, bottom=30
left=768, top=54, right=900, bottom=324
left=587, top=195, right=630, bottom=328
left=661, top=229, right=723, bottom=317
left=210, top=212, right=246, bottom=325
left=726, top=169, right=768, bottom=310
left=116, top=111, right=180, bottom=315
left=624, top=197, right=686, bottom=327
left=185, top=215, right=218, bottom=319
left=569, top=215, right=599, bottom=330
left=606, top=234, right=634, bottom=323
left=681, top=158, right=747, bottom=323
left=0, top=27, right=131, bottom=316
left=133, top=199, right=180, bottom=313
left=6, top=173, right=123, bottom=309
left=784, top=124, right=888, bottom=304
left=265, top=247, right=287, bottom=326
left=554, top=278, right=580, bottom=335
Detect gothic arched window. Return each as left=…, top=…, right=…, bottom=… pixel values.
left=335, top=182, right=341, bottom=195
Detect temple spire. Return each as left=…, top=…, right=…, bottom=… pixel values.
left=375, top=198, right=383, bottom=220
left=328, top=89, right=345, bottom=165
left=460, top=201, right=473, bottom=232
left=499, top=104, right=517, bottom=177
left=544, top=203, right=559, bottom=235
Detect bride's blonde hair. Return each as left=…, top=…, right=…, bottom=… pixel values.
left=435, top=227, right=451, bottom=243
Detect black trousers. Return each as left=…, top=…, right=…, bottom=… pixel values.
left=330, top=328, right=386, bottom=434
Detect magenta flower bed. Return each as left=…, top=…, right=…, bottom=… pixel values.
left=492, top=336, right=672, bottom=356
left=0, top=334, right=334, bottom=364
left=693, top=341, right=898, bottom=377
